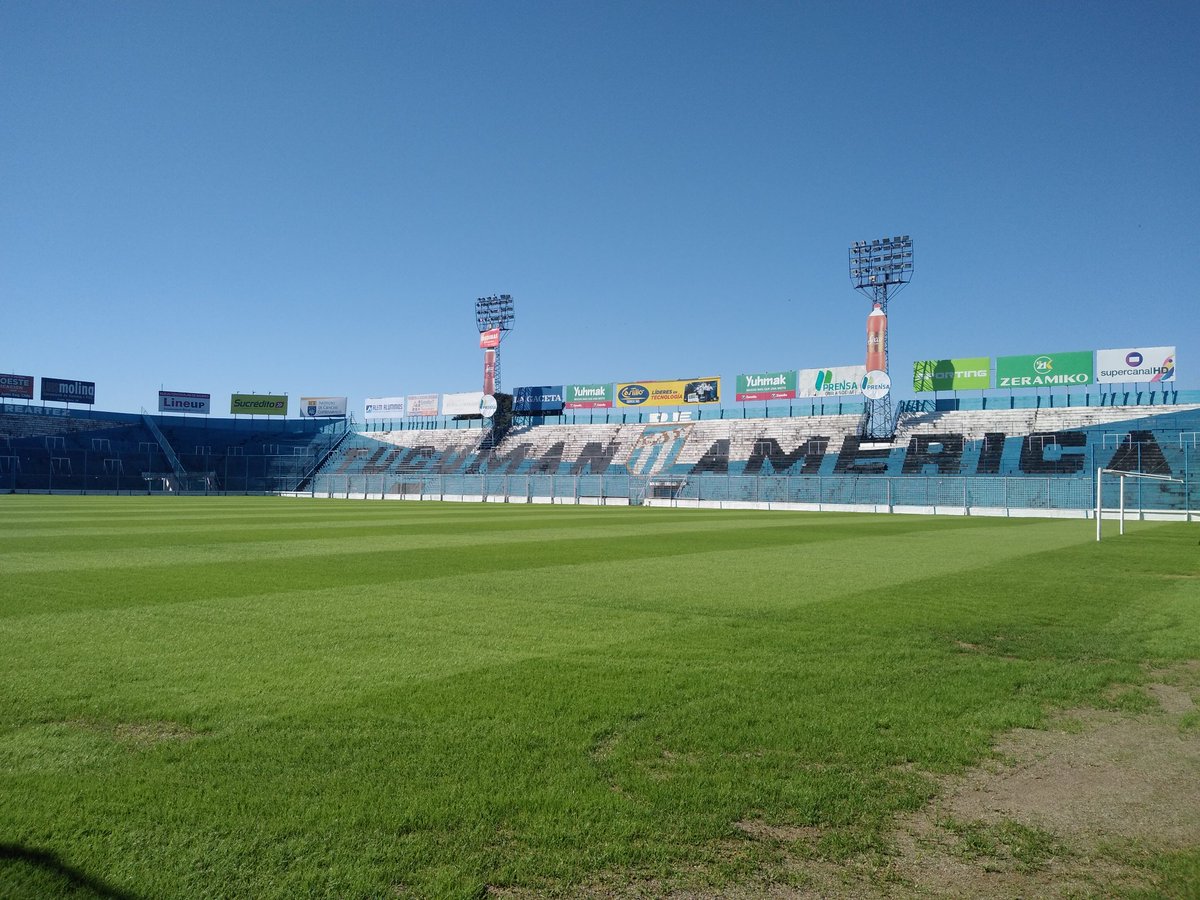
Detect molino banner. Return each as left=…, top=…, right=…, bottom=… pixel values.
left=1096, top=347, right=1176, bottom=384
left=41, top=377, right=96, bottom=404
left=564, top=384, right=614, bottom=409
left=230, top=393, right=288, bottom=415
left=996, top=352, right=1093, bottom=388
left=301, top=396, right=348, bottom=418
left=616, top=377, right=720, bottom=407
left=797, top=366, right=865, bottom=398
left=912, top=357, right=991, bottom=392
left=736, top=370, right=797, bottom=402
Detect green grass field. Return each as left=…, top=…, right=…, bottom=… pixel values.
left=1, top=496, right=1197, bottom=898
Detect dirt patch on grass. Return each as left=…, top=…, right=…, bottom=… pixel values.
left=68, top=718, right=199, bottom=749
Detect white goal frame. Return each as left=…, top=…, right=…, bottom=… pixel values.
left=1095, top=468, right=1183, bottom=541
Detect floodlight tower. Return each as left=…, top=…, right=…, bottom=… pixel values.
left=475, top=294, right=515, bottom=397
left=849, top=236, right=913, bottom=439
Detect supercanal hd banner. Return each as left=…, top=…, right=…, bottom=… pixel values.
left=736, top=370, right=797, bottom=402
left=996, top=352, right=1093, bottom=388
left=1096, top=347, right=1176, bottom=384
left=615, top=377, right=720, bottom=407
left=912, top=358, right=991, bottom=392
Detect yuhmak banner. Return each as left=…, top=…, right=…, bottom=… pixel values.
left=616, top=377, right=720, bottom=407
left=230, top=393, right=288, bottom=415
left=0, top=373, right=35, bottom=400
left=912, top=357, right=991, bottom=392
left=736, top=370, right=797, bottom=402
left=996, top=352, right=1093, bottom=388
left=513, top=385, right=565, bottom=414
left=797, top=366, right=865, bottom=398
left=564, top=384, right=614, bottom=409
left=1096, top=347, right=1176, bottom=384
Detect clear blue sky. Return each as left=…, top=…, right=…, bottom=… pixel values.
left=3, top=1, right=1197, bottom=415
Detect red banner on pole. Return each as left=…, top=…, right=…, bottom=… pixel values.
left=480, top=328, right=501, bottom=349
left=483, top=349, right=496, bottom=395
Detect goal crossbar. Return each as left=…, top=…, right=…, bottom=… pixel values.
left=1095, top=468, right=1183, bottom=541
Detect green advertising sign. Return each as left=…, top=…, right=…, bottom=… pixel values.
left=230, top=393, right=288, bottom=415
left=996, top=351, right=1093, bottom=388
left=912, top=357, right=991, bottom=392
left=564, top=383, right=614, bottom=409
left=736, top=370, right=798, bottom=401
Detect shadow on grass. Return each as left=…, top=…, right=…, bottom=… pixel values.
left=0, top=843, right=140, bottom=899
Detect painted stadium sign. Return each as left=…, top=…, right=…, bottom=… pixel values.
left=0, top=373, right=35, bottom=400
left=41, top=377, right=96, bottom=404
left=230, top=393, right=288, bottom=415
left=797, top=366, right=866, bottom=398
left=912, top=357, right=991, bottom=392
left=616, top=377, right=721, bottom=407
left=565, top=383, right=614, bottom=409
left=996, top=352, right=1093, bottom=388
left=736, top=370, right=797, bottom=402
left=1096, top=346, right=1176, bottom=384
left=158, top=391, right=211, bottom=414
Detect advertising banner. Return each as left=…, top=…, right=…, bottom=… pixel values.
left=866, top=305, right=887, bottom=372
left=364, top=396, right=405, bottom=419
left=513, top=385, right=565, bottom=413
left=1096, top=347, right=1176, bottom=384
left=41, top=377, right=95, bottom=404
left=912, top=357, right=992, bottom=392
left=862, top=370, right=891, bottom=400
left=406, top=394, right=439, bottom=417
left=0, top=373, right=35, bottom=400
left=158, top=391, right=211, bottom=414
left=797, top=366, right=866, bottom=398
left=996, top=352, right=1093, bottom=388
left=442, top=391, right=485, bottom=416
left=615, top=377, right=721, bottom=407
left=301, top=396, right=348, bottom=418
left=564, top=383, right=614, bottom=409
left=230, top=393, right=288, bottom=415
left=483, top=348, right=496, bottom=395
left=480, top=328, right=501, bottom=349
left=736, top=370, right=797, bottom=402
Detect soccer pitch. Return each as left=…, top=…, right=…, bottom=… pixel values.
left=1, top=496, right=1197, bottom=898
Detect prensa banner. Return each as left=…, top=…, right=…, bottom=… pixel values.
left=615, top=377, right=720, bottom=407
left=1096, top=347, right=1175, bottom=384
left=230, top=393, right=288, bottom=416
left=301, top=396, right=348, bottom=418
left=797, top=366, right=865, bottom=398
left=159, top=391, right=211, bottom=414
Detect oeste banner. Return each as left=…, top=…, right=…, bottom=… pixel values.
left=364, top=396, right=405, bottom=419
left=564, top=383, right=614, bottom=409
left=42, top=377, right=96, bottom=404
left=0, top=373, right=35, bottom=400
left=996, top=352, right=1093, bottom=388
left=912, top=357, right=991, bottom=392
left=797, top=366, right=865, bottom=398
left=442, top=391, right=484, bottom=416
left=406, top=394, right=439, bottom=417
left=159, top=391, right=211, bottom=414
left=302, top=396, right=348, bottom=418
left=1096, top=347, right=1176, bottom=384
left=616, top=377, right=720, bottom=407
left=736, top=370, right=797, bottom=402
left=230, top=393, right=288, bottom=415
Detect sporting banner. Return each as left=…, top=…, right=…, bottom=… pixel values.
left=736, top=370, right=797, bottom=402
left=406, top=394, right=439, bottom=417
left=513, top=385, right=565, bottom=413
left=364, top=396, right=405, bottom=419
left=615, top=377, right=720, bottom=407
left=301, top=396, right=347, bottom=418
left=564, top=383, right=614, bottom=409
left=0, top=373, right=35, bottom=400
left=158, top=390, right=211, bottom=414
left=41, top=377, right=95, bottom=404
left=230, top=393, right=288, bottom=415
left=1096, top=347, right=1176, bottom=384
left=912, top=357, right=991, bottom=392
left=797, top=366, right=866, bottom=398
left=996, top=352, right=1093, bottom=388
left=480, top=328, right=501, bottom=349
left=442, top=391, right=484, bottom=416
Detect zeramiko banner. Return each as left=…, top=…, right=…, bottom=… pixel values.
left=230, top=393, right=288, bottom=415
left=912, top=357, right=991, bottom=392
left=996, top=352, right=1093, bottom=388
left=616, top=377, right=720, bottom=407
left=736, top=370, right=797, bottom=401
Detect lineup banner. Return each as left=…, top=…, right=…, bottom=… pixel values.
left=797, top=366, right=865, bottom=398
left=616, top=377, right=720, bottom=407
left=41, top=377, right=95, bottom=404
left=230, top=393, right=288, bottom=415
left=564, top=383, right=614, bottom=409
left=736, top=370, right=797, bottom=402
left=406, top=394, right=439, bottom=417
left=301, top=396, right=347, bottom=418
left=1096, top=347, right=1176, bottom=384
left=0, top=373, right=35, bottom=400
left=513, top=385, right=565, bottom=413
left=158, top=391, right=211, bottom=414
left=442, top=391, right=484, bottom=416
left=364, top=396, right=405, bottom=419
left=912, top=357, right=991, bottom=392
left=996, top=352, right=1093, bottom=388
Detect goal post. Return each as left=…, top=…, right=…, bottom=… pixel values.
left=1095, top=468, right=1183, bottom=541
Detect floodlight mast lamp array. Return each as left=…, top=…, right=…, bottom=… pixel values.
left=475, top=294, right=515, bottom=396
left=849, top=236, right=913, bottom=439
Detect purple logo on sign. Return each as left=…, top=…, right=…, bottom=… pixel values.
left=1126, top=351, right=1143, bottom=367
